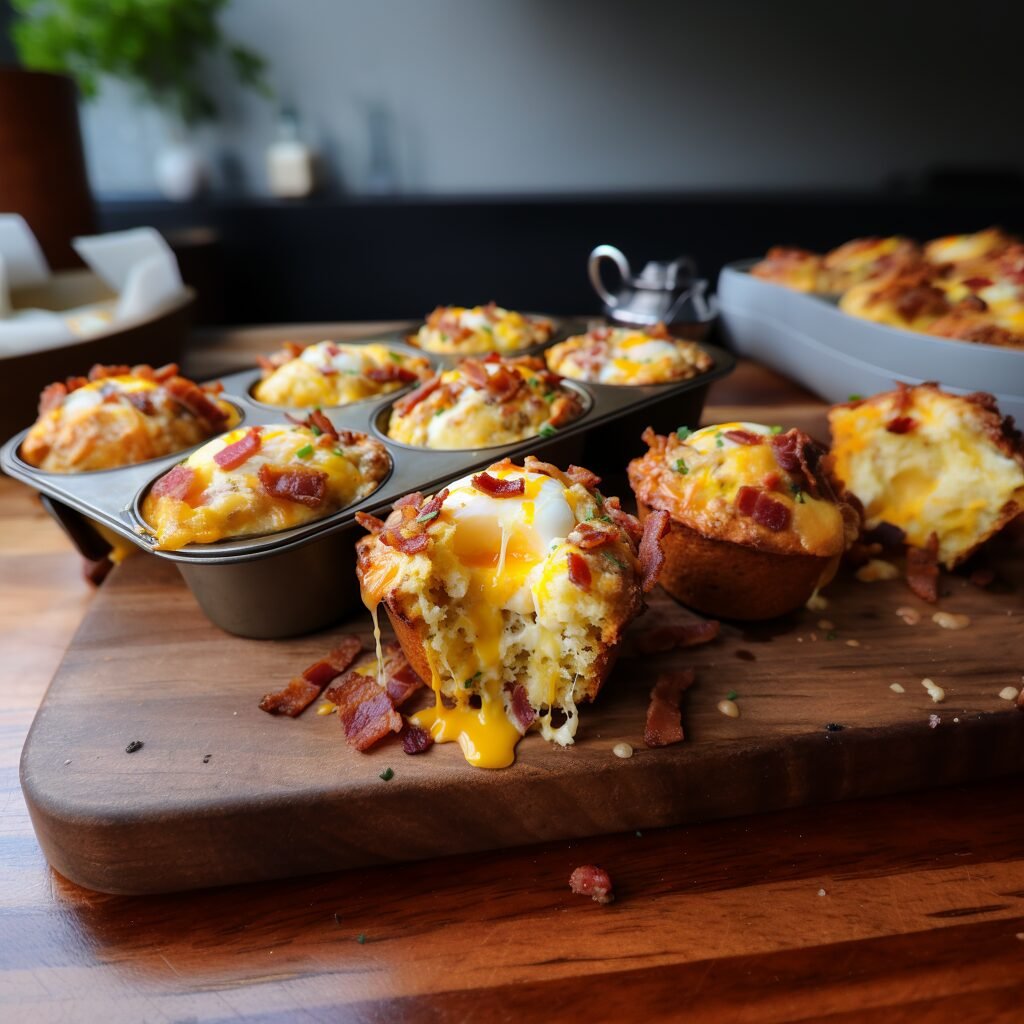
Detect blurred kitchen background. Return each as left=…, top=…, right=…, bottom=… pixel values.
left=2, top=0, right=1023, bottom=325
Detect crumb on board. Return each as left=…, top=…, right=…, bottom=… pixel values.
left=125, top=740, right=143, bottom=754
left=929, top=714, right=941, bottom=729
left=845, top=639, right=860, bottom=648
left=933, top=611, right=970, bottom=631
left=717, top=699, right=740, bottom=719
left=317, top=703, right=337, bottom=715
left=998, top=686, right=1021, bottom=702
left=817, top=888, right=827, bottom=897
left=806, top=593, right=828, bottom=612
left=612, top=742, right=633, bottom=759
left=889, top=683, right=906, bottom=694
left=817, top=619, right=835, bottom=631
left=896, top=606, right=921, bottom=625
left=856, top=559, right=900, bottom=583
left=569, top=865, right=615, bottom=905
left=922, top=679, right=945, bottom=703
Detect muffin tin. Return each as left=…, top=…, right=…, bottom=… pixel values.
left=1, top=331, right=735, bottom=639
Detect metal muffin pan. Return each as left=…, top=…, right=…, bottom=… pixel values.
left=719, top=261, right=1024, bottom=422
left=1, top=337, right=735, bottom=638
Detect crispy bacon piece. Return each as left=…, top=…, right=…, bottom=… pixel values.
left=548, top=394, right=580, bottom=427
left=393, top=492, right=424, bottom=511
left=151, top=464, right=196, bottom=501
left=483, top=364, right=523, bottom=403
left=906, top=532, right=940, bottom=604
left=566, top=465, right=601, bottom=490
left=633, top=619, right=720, bottom=656
left=603, top=496, right=643, bottom=544
left=638, top=509, right=670, bottom=593
left=414, top=487, right=449, bottom=522
left=164, top=376, right=229, bottom=429
left=402, top=724, right=434, bottom=754
left=88, top=363, right=131, bottom=381
left=723, top=429, right=764, bottom=446
left=886, top=416, right=917, bottom=434
left=567, top=551, right=592, bottom=590
left=472, top=472, right=525, bottom=497
left=365, top=364, right=419, bottom=384
left=569, top=865, right=615, bottom=905
left=301, top=636, right=363, bottom=689
left=124, top=390, right=156, bottom=416
left=386, top=663, right=425, bottom=708
left=258, top=464, right=328, bottom=507
left=735, top=486, right=791, bottom=532
left=460, top=359, right=490, bottom=389
left=644, top=669, right=696, bottom=748
left=38, top=381, right=68, bottom=415
left=355, top=511, right=386, bottom=534
left=393, top=375, right=441, bottom=415
left=381, top=530, right=429, bottom=555
left=214, top=427, right=263, bottom=470
left=258, top=677, right=321, bottom=717
left=523, top=455, right=570, bottom=486
left=567, top=521, right=619, bottom=549
left=769, top=429, right=827, bottom=498
left=307, top=409, right=339, bottom=441
left=508, top=684, right=536, bottom=734
left=331, top=671, right=403, bottom=751
left=65, top=375, right=88, bottom=393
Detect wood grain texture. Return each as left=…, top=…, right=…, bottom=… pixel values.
left=3, top=345, right=1024, bottom=1022
left=19, top=413, right=1024, bottom=895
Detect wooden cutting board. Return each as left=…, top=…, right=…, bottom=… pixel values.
left=21, top=528, right=1024, bottom=895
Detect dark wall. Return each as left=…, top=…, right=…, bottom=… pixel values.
left=100, top=191, right=1024, bottom=326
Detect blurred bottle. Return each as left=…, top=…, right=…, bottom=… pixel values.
left=266, top=107, right=317, bottom=198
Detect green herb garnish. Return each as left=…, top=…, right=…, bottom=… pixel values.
left=848, top=393, right=863, bottom=401
left=790, top=482, right=806, bottom=504
left=388, top=350, right=404, bottom=362
left=333, top=447, right=344, bottom=456
left=296, top=443, right=314, bottom=459
left=674, top=458, right=689, bottom=475
left=416, top=509, right=440, bottom=524
left=463, top=671, right=482, bottom=689
left=378, top=767, right=394, bottom=781
left=594, top=489, right=605, bottom=507
left=356, top=933, right=367, bottom=944
left=544, top=391, right=556, bottom=403
left=726, top=690, right=737, bottom=701
left=676, top=425, right=692, bottom=440
left=825, top=631, right=837, bottom=641
left=769, top=425, right=783, bottom=435
left=309, top=424, right=323, bottom=437
left=539, top=424, right=557, bottom=438
left=716, top=437, right=724, bottom=447
left=603, top=552, right=626, bottom=569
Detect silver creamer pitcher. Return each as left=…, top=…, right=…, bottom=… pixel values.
left=588, top=244, right=716, bottom=336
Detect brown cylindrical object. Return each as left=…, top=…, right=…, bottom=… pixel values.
left=0, top=68, right=95, bottom=269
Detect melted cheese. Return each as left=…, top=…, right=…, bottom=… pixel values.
left=415, top=306, right=550, bottom=354
left=547, top=328, right=711, bottom=385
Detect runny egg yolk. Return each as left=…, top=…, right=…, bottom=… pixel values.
left=399, top=470, right=576, bottom=768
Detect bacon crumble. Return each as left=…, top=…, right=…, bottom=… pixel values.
left=637, top=509, right=670, bottom=592
left=258, top=464, right=328, bottom=507
left=567, top=551, right=592, bottom=590
left=569, top=865, right=615, bottom=905
left=906, top=532, right=940, bottom=603
left=644, top=669, right=696, bottom=748
left=213, top=427, right=263, bottom=470
left=472, top=472, right=526, bottom=497
left=151, top=464, right=196, bottom=501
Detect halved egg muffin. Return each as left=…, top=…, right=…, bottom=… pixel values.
left=252, top=341, right=432, bottom=408
left=628, top=423, right=860, bottom=619
left=20, top=363, right=237, bottom=473
left=355, top=457, right=664, bottom=768
left=408, top=304, right=553, bottom=355
left=828, top=385, right=1024, bottom=568
left=386, top=355, right=585, bottom=449
left=750, top=246, right=825, bottom=292
left=143, top=414, right=389, bottom=551
left=820, top=236, right=923, bottom=293
left=544, top=323, right=713, bottom=386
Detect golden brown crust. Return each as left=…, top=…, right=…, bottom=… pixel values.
left=637, top=502, right=833, bottom=619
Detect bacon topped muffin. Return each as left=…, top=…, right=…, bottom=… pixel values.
left=143, top=412, right=389, bottom=551
left=386, top=355, right=584, bottom=449
left=252, top=341, right=432, bottom=408
left=629, top=423, right=860, bottom=619
left=20, top=363, right=237, bottom=474
left=750, top=246, right=824, bottom=292
left=545, top=323, right=713, bottom=386
left=409, top=304, right=553, bottom=355
left=355, top=457, right=666, bottom=768
left=828, top=384, right=1024, bottom=569
left=820, top=236, right=923, bottom=293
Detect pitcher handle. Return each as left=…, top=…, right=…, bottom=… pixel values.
left=588, top=244, right=631, bottom=309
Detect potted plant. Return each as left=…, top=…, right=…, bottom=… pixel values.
left=10, top=0, right=270, bottom=200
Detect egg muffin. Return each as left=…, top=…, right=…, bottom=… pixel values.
left=252, top=341, right=432, bottom=408
left=386, top=355, right=584, bottom=449
left=628, top=423, right=860, bottom=619
left=750, top=246, right=825, bottom=292
left=409, top=304, right=553, bottom=355
left=355, top=457, right=665, bottom=768
left=143, top=413, right=389, bottom=551
left=923, top=227, right=1016, bottom=268
left=820, top=236, right=923, bottom=293
left=20, top=363, right=237, bottom=474
left=828, top=384, right=1024, bottom=568
left=545, top=323, right=713, bottom=386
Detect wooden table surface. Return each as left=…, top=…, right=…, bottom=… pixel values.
left=3, top=327, right=1023, bottom=1023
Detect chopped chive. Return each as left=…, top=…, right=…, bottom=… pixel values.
left=825, top=631, right=837, bottom=641
left=544, top=391, right=556, bottom=402
left=296, top=443, right=314, bottom=459
left=356, top=933, right=367, bottom=944
left=310, top=424, right=323, bottom=437
left=388, top=350, right=404, bottom=362
left=333, top=447, right=344, bottom=456
left=416, top=509, right=440, bottom=524
left=790, top=482, right=806, bottom=504
left=463, top=671, right=482, bottom=689
left=716, top=437, right=724, bottom=447
left=539, top=424, right=557, bottom=438
left=378, top=767, right=394, bottom=781
left=848, top=393, right=863, bottom=401
left=769, top=425, right=783, bottom=435
left=674, top=458, right=689, bottom=475
left=676, top=425, right=692, bottom=440
left=726, top=690, right=738, bottom=701
left=594, top=489, right=605, bottom=507
left=603, top=552, right=626, bottom=569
